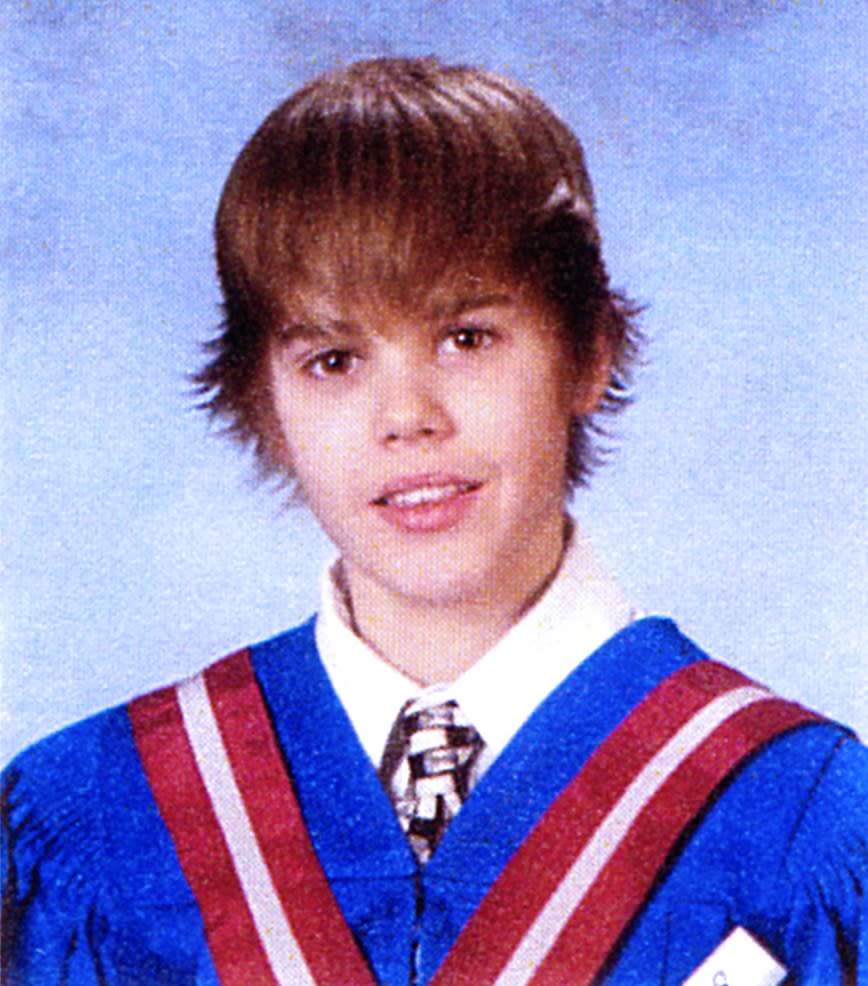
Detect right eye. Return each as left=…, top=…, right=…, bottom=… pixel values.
left=303, top=348, right=360, bottom=379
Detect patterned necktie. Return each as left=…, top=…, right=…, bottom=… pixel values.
left=379, top=698, right=484, bottom=863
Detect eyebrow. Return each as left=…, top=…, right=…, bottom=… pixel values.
left=275, top=292, right=516, bottom=341
left=275, top=319, right=363, bottom=342
left=429, top=292, right=514, bottom=319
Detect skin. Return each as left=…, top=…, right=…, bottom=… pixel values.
left=267, top=276, right=609, bottom=684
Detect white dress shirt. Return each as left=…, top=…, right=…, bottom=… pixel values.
left=314, top=524, right=636, bottom=777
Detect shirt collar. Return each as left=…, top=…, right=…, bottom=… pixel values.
left=314, top=522, right=635, bottom=771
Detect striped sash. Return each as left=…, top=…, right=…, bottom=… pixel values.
left=129, top=650, right=377, bottom=986
left=129, top=652, right=820, bottom=986
left=429, top=660, right=820, bottom=984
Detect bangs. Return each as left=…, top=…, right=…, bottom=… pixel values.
left=216, top=58, right=596, bottom=315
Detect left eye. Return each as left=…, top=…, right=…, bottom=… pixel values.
left=441, top=327, right=495, bottom=354
left=304, top=349, right=359, bottom=378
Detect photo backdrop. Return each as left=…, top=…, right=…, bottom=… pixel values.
left=3, top=0, right=866, bottom=758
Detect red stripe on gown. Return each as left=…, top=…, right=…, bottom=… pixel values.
left=130, top=650, right=376, bottom=986
left=430, top=660, right=820, bottom=986
left=531, top=696, right=817, bottom=985
left=203, top=652, right=376, bottom=985
left=130, top=676, right=279, bottom=986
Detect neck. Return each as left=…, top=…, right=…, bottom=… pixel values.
left=344, top=518, right=569, bottom=685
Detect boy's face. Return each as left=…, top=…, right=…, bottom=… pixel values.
left=267, top=275, right=603, bottom=618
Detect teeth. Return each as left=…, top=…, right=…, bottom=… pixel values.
left=386, top=483, right=471, bottom=508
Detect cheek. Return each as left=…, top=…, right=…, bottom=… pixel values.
left=279, top=415, right=368, bottom=527
left=495, top=373, right=574, bottom=465
left=288, top=435, right=347, bottom=504
left=290, top=457, right=358, bottom=548
left=273, top=386, right=352, bottom=472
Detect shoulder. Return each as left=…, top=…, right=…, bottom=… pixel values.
left=627, top=627, right=867, bottom=973
left=2, top=702, right=138, bottom=938
left=751, top=726, right=868, bottom=974
left=2, top=697, right=207, bottom=980
left=635, top=621, right=867, bottom=888
left=740, top=720, right=868, bottom=846
left=783, top=727, right=868, bottom=900
left=660, top=635, right=868, bottom=970
left=2, top=617, right=319, bottom=867
left=0, top=623, right=319, bottom=979
left=667, top=633, right=868, bottom=867
left=3, top=702, right=132, bottom=843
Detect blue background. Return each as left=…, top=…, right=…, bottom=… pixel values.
left=3, top=0, right=866, bottom=758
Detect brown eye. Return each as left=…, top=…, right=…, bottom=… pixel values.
left=306, top=349, right=359, bottom=379
left=441, top=327, right=495, bottom=354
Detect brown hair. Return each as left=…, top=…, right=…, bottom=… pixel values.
left=195, top=56, right=641, bottom=489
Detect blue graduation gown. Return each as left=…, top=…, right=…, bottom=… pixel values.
left=3, top=618, right=867, bottom=984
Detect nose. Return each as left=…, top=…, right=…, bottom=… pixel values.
left=374, top=363, right=453, bottom=446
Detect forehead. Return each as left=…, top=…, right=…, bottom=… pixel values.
left=277, top=271, right=559, bottom=339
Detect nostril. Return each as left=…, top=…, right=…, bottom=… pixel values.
left=376, top=387, right=452, bottom=444
left=385, top=424, right=436, bottom=443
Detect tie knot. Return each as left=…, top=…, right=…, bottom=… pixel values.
left=379, top=699, right=484, bottom=862
left=402, top=702, right=480, bottom=780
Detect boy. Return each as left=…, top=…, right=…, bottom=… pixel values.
left=3, top=57, right=866, bottom=985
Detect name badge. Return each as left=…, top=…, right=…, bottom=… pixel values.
left=682, top=926, right=787, bottom=986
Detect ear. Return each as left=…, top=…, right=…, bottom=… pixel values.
left=571, top=337, right=613, bottom=416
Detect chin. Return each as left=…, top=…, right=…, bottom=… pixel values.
left=384, top=566, right=493, bottom=610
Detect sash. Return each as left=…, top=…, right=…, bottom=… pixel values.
left=128, top=650, right=377, bottom=986
left=129, top=651, right=821, bottom=986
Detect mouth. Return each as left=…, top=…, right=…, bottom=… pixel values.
left=373, top=478, right=483, bottom=509
left=371, top=475, right=485, bottom=533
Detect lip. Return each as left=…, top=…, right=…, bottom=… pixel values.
left=372, top=474, right=484, bottom=533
